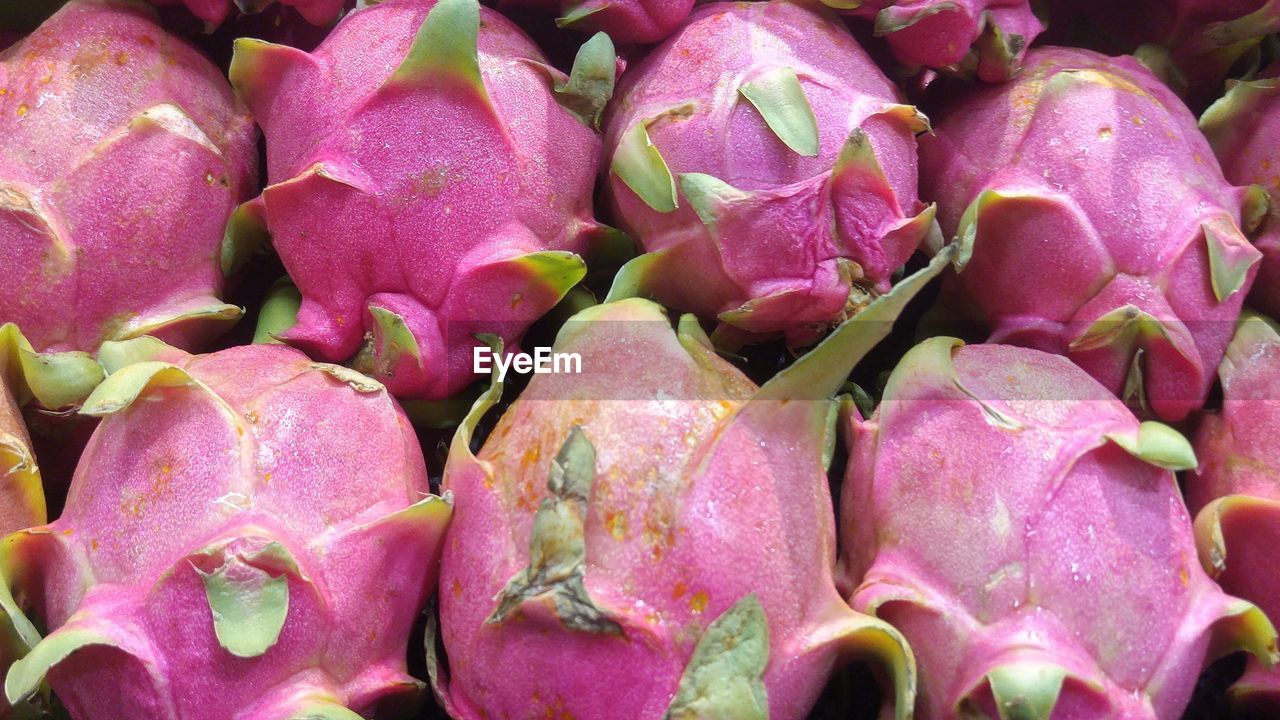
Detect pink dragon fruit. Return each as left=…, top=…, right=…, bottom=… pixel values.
left=502, top=0, right=694, bottom=46
left=1188, top=314, right=1280, bottom=714
left=602, top=0, right=936, bottom=348
left=1200, top=66, right=1280, bottom=320
left=432, top=247, right=961, bottom=720
left=0, top=0, right=258, bottom=357
left=231, top=0, right=615, bottom=400
left=919, top=46, right=1266, bottom=422
left=0, top=323, right=103, bottom=717
left=151, top=0, right=346, bottom=29
left=839, top=336, right=1279, bottom=719
left=1052, top=0, right=1280, bottom=103
left=823, top=0, right=1044, bottom=82
left=0, top=339, right=451, bottom=719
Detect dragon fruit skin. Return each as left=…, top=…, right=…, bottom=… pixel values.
left=151, top=0, right=346, bottom=29
left=603, top=0, right=935, bottom=348
left=1051, top=0, right=1280, bottom=104
left=1187, top=315, right=1280, bottom=713
left=433, top=250, right=962, bottom=720
left=0, top=0, right=258, bottom=356
left=839, top=337, right=1279, bottom=720
left=827, top=0, right=1044, bottom=82
left=919, top=47, right=1265, bottom=422
left=231, top=0, right=614, bottom=400
left=1201, top=67, right=1280, bottom=320
left=503, top=0, right=694, bottom=45
left=0, top=340, right=452, bottom=719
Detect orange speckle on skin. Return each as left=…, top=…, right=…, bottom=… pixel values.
left=1178, top=565, right=1189, bottom=586
left=689, top=590, right=708, bottom=614
left=452, top=579, right=462, bottom=597
left=605, top=511, right=627, bottom=540
left=264, top=472, right=272, bottom=484
left=235, top=426, right=244, bottom=437
left=672, top=581, right=687, bottom=600
left=1131, top=115, right=1144, bottom=126
left=90, top=539, right=99, bottom=551
left=115, top=52, right=128, bottom=65
left=16, top=104, right=29, bottom=117
left=1097, top=126, right=1112, bottom=139
left=161, top=464, right=171, bottom=474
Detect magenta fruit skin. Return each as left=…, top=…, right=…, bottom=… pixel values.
left=840, top=337, right=1278, bottom=720
left=1, top=341, right=451, bottom=719
left=0, top=0, right=258, bottom=356
left=920, top=46, right=1264, bottom=422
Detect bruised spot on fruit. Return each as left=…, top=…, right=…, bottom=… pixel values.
left=605, top=510, right=627, bottom=540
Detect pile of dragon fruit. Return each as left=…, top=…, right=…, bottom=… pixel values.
left=5, top=0, right=1280, bottom=718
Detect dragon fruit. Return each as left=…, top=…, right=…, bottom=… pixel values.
left=0, top=339, right=451, bottom=719
left=1200, top=67, right=1280, bottom=320
left=231, top=0, right=615, bottom=400
left=1187, top=314, right=1280, bottom=714
left=432, top=246, right=962, bottom=720
left=502, top=0, right=694, bottom=46
left=823, top=0, right=1044, bottom=82
left=0, top=323, right=103, bottom=717
left=838, top=336, right=1279, bottom=720
left=0, top=0, right=258, bottom=356
left=919, top=46, right=1265, bottom=422
left=1052, top=0, right=1280, bottom=103
left=151, top=0, right=346, bottom=29
left=603, top=0, right=935, bottom=348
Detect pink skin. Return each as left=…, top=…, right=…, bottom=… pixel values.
left=150, top=0, right=347, bottom=28
left=0, top=382, right=40, bottom=537
left=920, top=47, right=1261, bottom=422
left=436, top=298, right=913, bottom=720
left=2, top=343, right=451, bottom=719
left=236, top=0, right=604, bottom=399
left=0, top=0, right=257, bottom=355
left=1188, top=316, right=1280, bottom=712
left=1201, top=62, right=1280, bottom=320
left=604, top=0, right=932, bottom=347
left=842, top=0, right=1043, bottom=82
left=503, top=0, right=695, bottom=45
left=839, top=339, right=1277, bottom=720
left=1049, top=0, right=1278, bottom=103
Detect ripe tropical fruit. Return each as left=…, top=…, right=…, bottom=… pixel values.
left=1200, top=66, right=1280, bottom=319
left=232, top=0, right=616, bottom=400
left=1052, top=0, right=1280, bottom=103
left=152, top=0, right=346, bottom=29
left=0, top=323, right=103, bottom=718
left=503, top=0, right=695, bottom=45
left=824, top=0, right=1044, bottom=82
left=432, top=245, right=964, bottom=720
left=920, top=46, right=1265, bottom=421
left=840, top=336, right=1279, bottom=720
left=0, top=0, right=258, bottom=356
left=1188, top=314, right=1280, bottom=715
left=603, top=0, right=936, bottom=348
left=1, top=340, right=451, bottom=719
